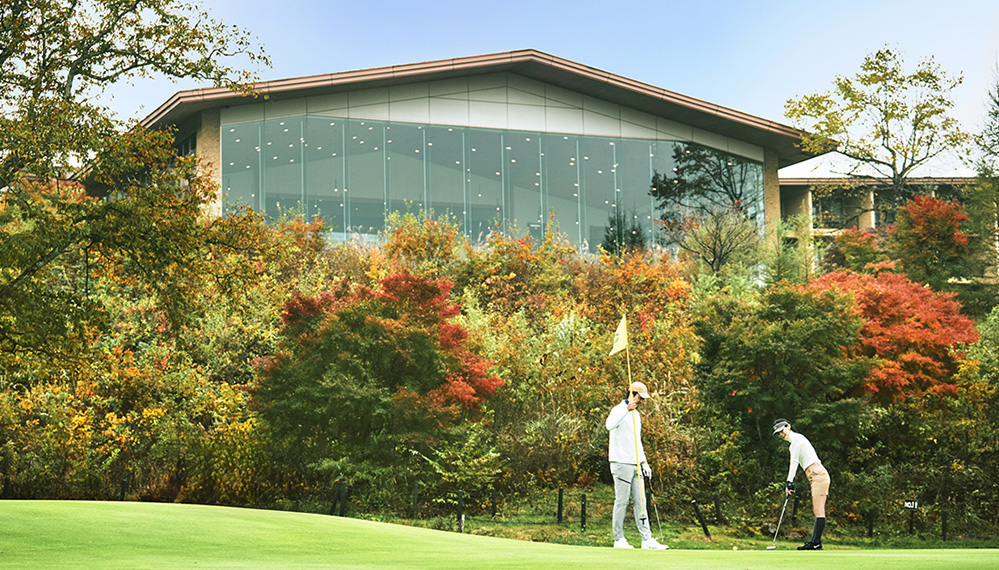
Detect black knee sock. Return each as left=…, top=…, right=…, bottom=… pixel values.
left=812, top=517, right=825, bottom=544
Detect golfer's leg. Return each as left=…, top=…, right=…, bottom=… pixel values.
left=812, top=492, right=826, bottom=518
left=809, top=467, right=829, bottom=518
left=610, top=463, right=631, bottom=541
left=807, top=465, right=830, bottom=545
left=628, top=467, right=652, bottom=542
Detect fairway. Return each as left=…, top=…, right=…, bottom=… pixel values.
left=0, top=501, right=995, bottom=569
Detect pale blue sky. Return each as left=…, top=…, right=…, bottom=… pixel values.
left=106, top=0, right=999, bottom=175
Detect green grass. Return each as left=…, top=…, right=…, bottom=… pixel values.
left=1, top=500, right=997, bottom=569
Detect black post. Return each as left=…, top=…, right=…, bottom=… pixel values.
left=119, top=476, right=127, bottom=501
left=411, top=480, right=420, bottom=518
left=457, top=490, right=464, bottom=532
left=942, top=512, right=947, bottom=542
left=690, top=500, right=711, bottom=539
left=338, top=479, right=347, bottom=517
left=713, top=492, right=725, bottom=525
left=491, top=487, right=497, bottom=518
left=557, top=488, right=564, bottom=523
left=908, top=510, right=914, bottom=535
left=866, top=510, right=874, bottom=538
left=581, top=494, right=587, bottom=532
left=330, top=479, right=341, bottom=515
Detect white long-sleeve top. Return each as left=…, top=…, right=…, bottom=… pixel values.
left=786, top=431, right=821, bottom=482
left=605, top=400, right=647, bottom=464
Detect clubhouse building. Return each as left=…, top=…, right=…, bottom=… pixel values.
left=142, top=49, right=818, bottom=250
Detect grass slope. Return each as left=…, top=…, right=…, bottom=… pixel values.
left=0, top=500, right=995, bottom=569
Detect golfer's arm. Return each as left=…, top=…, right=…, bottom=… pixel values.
left=605, top=405, right=628, bottom=430
left=787, top=440, right=800, bottom=482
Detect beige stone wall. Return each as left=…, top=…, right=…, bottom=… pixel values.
left=859, top=189, right=875, bottom=230
left=196, top=108, right=222, bottom=215
left=764, top=148, right=781, bottom=239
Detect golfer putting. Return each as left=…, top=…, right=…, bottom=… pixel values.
left=773, top=418, right=830, bottom=550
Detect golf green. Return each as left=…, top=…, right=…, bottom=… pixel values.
left=0, top=501, right=994, bottom=569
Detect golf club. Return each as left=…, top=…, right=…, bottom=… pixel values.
left=767, top=494, right=790, bottom=550
left=645, top=475, right=664, bottom=543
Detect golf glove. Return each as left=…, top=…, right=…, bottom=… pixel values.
left=785, top=481, right=795, bottom=492
left=641, top=463, right=652, bottom=478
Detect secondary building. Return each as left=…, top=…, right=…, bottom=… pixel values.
left=142, top=49, right=816, bottom=251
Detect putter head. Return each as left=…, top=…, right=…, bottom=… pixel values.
left=766, top=546, right=776, bottom=550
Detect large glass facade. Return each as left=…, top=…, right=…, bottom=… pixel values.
left=221, top=116, right=764, bottom=252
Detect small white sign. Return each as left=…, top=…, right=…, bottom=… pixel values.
left=904, top=499, right=919, bottom=510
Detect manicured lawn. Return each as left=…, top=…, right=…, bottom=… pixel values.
left=0, top=500, right=995, bottom=569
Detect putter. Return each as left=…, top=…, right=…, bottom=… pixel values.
left=645, top=475, right=664, bottom=542
left=767, top=494, right=790, bottom=550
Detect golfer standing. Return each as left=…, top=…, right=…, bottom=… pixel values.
left=606, top=381, right=668, bottom=550
left=773, top=419, right=830, bottom=550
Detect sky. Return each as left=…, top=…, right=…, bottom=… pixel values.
left=103, top=0, right=999, bottom=177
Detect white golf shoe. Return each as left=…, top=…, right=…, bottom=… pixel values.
left=641, top=538, right=669, bottom=550
left=613, top=538, right=634, bottom=549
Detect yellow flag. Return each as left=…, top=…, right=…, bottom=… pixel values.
left=609, top=314, right=628, bottom=356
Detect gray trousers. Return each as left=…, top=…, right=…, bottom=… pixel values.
left=610, top=462, right=652, bottom=542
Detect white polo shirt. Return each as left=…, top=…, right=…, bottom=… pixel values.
left=606, top=400, right=647, bottom=464
left=787, top=431, right=821, bottom=482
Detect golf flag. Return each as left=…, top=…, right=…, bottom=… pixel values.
left=609, top=314, right=628, bottom=356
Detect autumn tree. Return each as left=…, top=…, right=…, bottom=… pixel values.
left=827, top=226, right=890, bottom=273
left=760, top=215, right=823, bottom=286
left=1, top=126, right=267, bottom=375
left=785, top=47, right=969, bottom=223
left=253, top=272, right=502, bottom=481
left=807, top=269, right=978, bottom=404
left=675, top=206, right=761, bottom=274
left=1, top=0, right=267, bottom=187
left=1, top=0, right=268, bottom=366
left=472, top=247, right=699, bottom=493
left=888, top=195, right=974, bottom=291
left=694, top=283, right=871, bottom=495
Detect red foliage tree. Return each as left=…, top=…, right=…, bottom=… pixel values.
left=808, top=269, right=978, bottom=403
left=254, top=270, right=501, bottom=468
left=835, top=226, right=890, bottom=273
left=889, top=195, right=971, bottom=290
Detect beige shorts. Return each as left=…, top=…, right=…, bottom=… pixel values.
left=806, top=463, right=830, bottom=497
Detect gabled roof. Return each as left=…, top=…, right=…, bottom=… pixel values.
left=143, top=49, right=815, bottom=168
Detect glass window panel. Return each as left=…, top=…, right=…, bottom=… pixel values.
left=386, top=123, right=424, bottom=214
left=344, top=119, right=386, bottom=237
left=540, top=134, right=581, bottom=244
left=616, top=139, right=655, bottom=249
left=580, top=137, right=616, bottom=252
left=426, top=126, right=465, bottom=222
left=304, top=117, right=345, bottom=231
left=649, top=141, right=678, bottom=246
left=261, top=117, right=304, bottom=217
left=221, top=123, right=261, bottom=213
left=507, top=131, right=543, bottom=242
left=466, top=129, right=504, bottom=242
